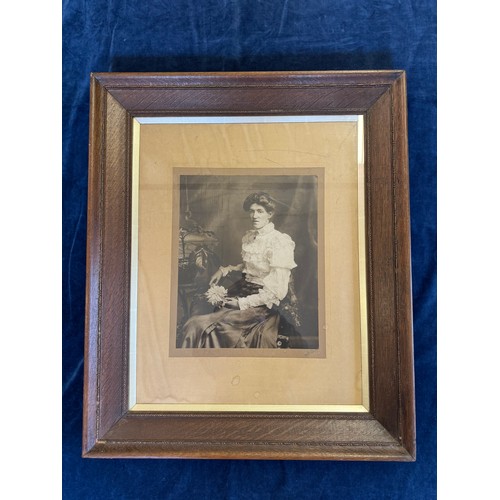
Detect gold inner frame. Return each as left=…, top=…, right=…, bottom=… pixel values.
left=129, top=116, right=369, bottom=413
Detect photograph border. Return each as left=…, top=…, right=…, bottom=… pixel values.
left=170, top=167, right=324, bottom=356
left=83, top=71, right=415, bottom=460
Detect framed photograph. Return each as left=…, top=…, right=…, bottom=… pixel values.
left=83, top=71, right=415, bottom=460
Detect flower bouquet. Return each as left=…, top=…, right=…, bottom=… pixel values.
left=205, top=285, right=228, bottom=307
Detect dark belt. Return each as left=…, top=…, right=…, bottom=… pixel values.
left=226, top=274, right=263, bottom=298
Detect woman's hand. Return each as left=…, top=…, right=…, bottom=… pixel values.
left=209, top=268, right=223, bottom=286
left=224, top=298, right=240, bottom=309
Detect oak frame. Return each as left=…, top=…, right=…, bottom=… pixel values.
left=83, top=71, right=415, bottom=460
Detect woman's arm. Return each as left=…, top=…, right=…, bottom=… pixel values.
left=220, top=263, right=244, bottom=276
left=237, top=267, right=291, bottom=310
left=209, top=263, right=244, bottom=286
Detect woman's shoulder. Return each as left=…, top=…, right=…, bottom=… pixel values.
left=265, top=229, right=295, bottom=254
left=270, top=228, right=295, bottom=245
left=267, top=229, right=296, bottom=268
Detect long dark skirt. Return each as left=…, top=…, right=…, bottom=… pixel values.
left=180, top=277, right=280, bottom=348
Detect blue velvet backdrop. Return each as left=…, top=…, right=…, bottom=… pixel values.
left=63, top=1, right=436, bottom=498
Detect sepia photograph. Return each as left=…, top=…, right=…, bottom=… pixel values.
left=175, top=174, right=319, bottom=350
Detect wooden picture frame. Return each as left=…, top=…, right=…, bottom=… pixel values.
left=83, top=71, right=415, bottom=460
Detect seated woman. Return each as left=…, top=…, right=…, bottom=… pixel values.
left=180, top=192, right=297, bottom=348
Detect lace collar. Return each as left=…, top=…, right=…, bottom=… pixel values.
left=253, top=222, right=275, bottom=237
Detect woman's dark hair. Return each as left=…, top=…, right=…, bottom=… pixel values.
left=243, top=192, right=276, bottom=215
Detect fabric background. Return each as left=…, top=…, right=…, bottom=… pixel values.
left=62, top=1, right=436, bottom=498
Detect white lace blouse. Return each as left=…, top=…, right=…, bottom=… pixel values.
left=221, top=222, right=297, bottom=310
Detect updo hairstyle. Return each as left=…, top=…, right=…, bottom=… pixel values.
left=242, top=192, right=276, bottom=215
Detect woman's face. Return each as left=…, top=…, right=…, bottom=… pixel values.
left=248, top=203, right=272, bottom=229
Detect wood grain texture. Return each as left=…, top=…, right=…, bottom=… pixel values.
left=83, top=71, right=415, bottom=460
left=106, top=86, right=386, bottom=115
left=82, top=76, right=106, bottom=453
left=391, top=74, right=416, bottom=458
left=366, top=90, right=400, bottom=439
left=92, top=71, right=406, bottom=88
left=96, top=93, right=130, bottom=436
left=103, top=413, right=393, bottom=443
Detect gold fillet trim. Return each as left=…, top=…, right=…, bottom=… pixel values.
left=130, top=404, right=369, bottom=413
left=357, top=115, right=370, bottom=410
left=128, top=116, right=370, bottom=413
left=128, top=119, right=141, bottom=408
